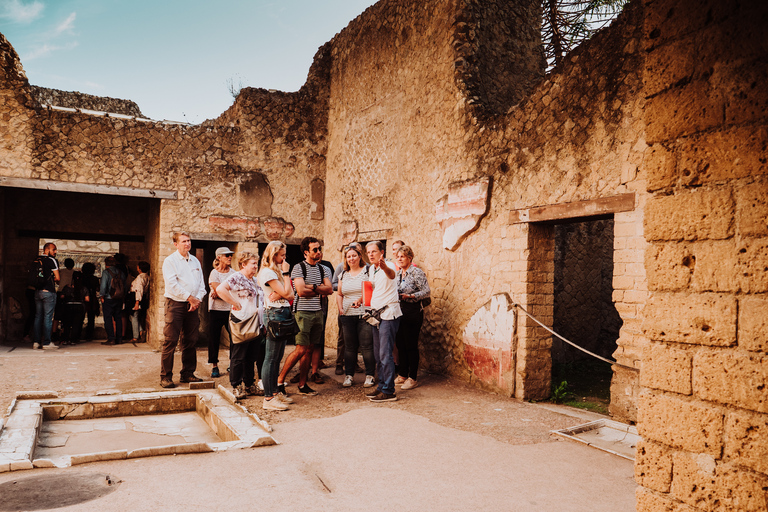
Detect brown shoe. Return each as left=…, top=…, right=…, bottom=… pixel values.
left=289, top=373, right=301, bottom=384
left=310, top=372, right=325, bottom=384
left=160, top=378, right=176, bottom=389
left=180, top=374, right=203, bottom=383
left=335, top=365, right=344, bottom=375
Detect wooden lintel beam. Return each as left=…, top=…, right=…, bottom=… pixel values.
left=0, top=176, right=177, bottom=200
left=509, top=193, right=635, bottom=224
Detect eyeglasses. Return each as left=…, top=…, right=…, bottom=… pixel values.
left=310, top=247, right=322, bottom=253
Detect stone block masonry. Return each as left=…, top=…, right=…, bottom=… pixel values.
left=636, top=0, right=768, bottom=510
left=1, top=0, right=767, bottom=508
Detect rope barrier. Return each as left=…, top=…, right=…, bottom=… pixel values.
left=512, top=302, right=640, bottom=373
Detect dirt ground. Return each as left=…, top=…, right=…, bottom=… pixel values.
left=1, top=340, right=599, bottom=446
left=0, top=340, right=637, bottom=512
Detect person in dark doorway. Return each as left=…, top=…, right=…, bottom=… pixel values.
left=52, top=257, right=75, bottom=340
left=160, top=231, right=206, bottom=389
left=32, top=242, right=60, bottom=349
left=208, top=247, right=236, bottom=378
left=80, top=262, right=100, bottom=342
left=130, top=261, right=150, bottom=343
left=100, top=256, right=125, bottom=346
left=395, top=245, right=430, bottom=390
left=60, top=270, right=89, bottom=345
left=277, top=237, right=332, bottom=396
left=365, top=240, right=402, bottom=402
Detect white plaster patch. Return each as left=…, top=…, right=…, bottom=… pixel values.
left=463, top=293, right=516, bottom=351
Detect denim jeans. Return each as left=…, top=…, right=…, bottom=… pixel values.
left=130, top=308, right=146, bottom=340
left=33, top=290, right=56, bottom=344
left=372, top=316, right=401, bottom=395
left=263, top=307, right=291, bottom=397
left=339, top=315, right=375, bottom=376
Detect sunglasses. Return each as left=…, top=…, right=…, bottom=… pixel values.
left=310, top=247, right=322, bottom=253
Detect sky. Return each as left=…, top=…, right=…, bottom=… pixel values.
left=0, top=0, right=378, bottom=123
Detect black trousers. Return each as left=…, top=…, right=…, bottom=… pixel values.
left=208, top=310, right=231, bottom=364
left=229, top=334, right=266, bottom=387
left=395, top=302, right=424, bottom=380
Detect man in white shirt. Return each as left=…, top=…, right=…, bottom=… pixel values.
left=365, top=241, right=402, bottom=402
left=160, top=231, right=206, bottom=388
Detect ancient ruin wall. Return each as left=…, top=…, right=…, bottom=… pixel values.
left=323, top=0, right=648, bottom=406
left=323, top=0, right=543, bottom=376
left=635, top=0, right=768, bottom=510
left=30, top=86, right=145, bottom=117
left=0, top=31, right=330, bottom=347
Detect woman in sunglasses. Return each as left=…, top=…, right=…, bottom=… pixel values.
left=208, top=247, right=236, bottom=378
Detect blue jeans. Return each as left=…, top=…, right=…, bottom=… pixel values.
left=34, top=290, right=56, bottom=345
left=372, top=316, right=401, bottom=395
left=263, top=307, right=291, bottom=397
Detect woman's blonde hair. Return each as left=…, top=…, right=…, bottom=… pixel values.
left=213, top=254, right=230, bottom=271
left=237, top=251, right=260, bottom=271
left=343, top=243, right=369, bottom=272
left=260, top=241, right=286, bottom=275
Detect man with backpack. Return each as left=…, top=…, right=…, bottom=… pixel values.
left=276, top=237, right=332, bottom=396
left=31, top=242, right=60, bottom=349
left=100, top=256, right=126, bottom=346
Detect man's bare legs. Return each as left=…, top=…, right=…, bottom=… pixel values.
left=278, top=344, right=312, bottom=387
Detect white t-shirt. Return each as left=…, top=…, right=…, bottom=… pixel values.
left=223, top=272, right=263, bottom=323
left=258, top=268, right=290, bottom=309
left=370, top=261, right=402, bottom=320
left=209, top=268, right=236, bottom=311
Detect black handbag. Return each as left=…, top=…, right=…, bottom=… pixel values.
left=267, top=317, right=300, bottom=340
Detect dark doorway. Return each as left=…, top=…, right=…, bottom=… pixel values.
left=550, top=218, right=622, bottom=412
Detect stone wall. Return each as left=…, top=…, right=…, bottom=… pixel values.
left=324, top=0, right=647, bottom=406
left=0, top=31, right=330, bottom=348
left=635, top=0, right=768, bottom=510
left=552, top=219, right=622, bottom=363
left=30, top=86, right=145, bottom=117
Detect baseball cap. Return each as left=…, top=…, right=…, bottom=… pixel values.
left=215, top=247, right=234, bottom=256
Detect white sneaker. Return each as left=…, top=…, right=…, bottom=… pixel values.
left=343, top=375, right=353, bottom=387
left=263, top=397, right=288, bottom=411
left=364, top=375, right=376, bottom=388
left=42, top=343, right=60, bottom=350
left=257, top=379, right=264, bottom=391
left=33, top=343, right=41, bottom=350
left=277, top=390, right=294, bottom=404
left=394, top=375, right=406, bottom=385
left=401, top=378, right=419, bottom=390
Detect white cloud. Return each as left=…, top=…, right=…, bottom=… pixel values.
left=54, top=12, right=76, bottom=35
left=0, top=0, right=44, bottom=23
left=24, top=40, right=78, bottom=60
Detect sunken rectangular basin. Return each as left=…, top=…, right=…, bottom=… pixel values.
left=0, top=389, right=274, bottom=472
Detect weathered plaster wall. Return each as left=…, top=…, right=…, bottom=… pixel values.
left=0, top=32, right=330, bottom=348
left=635, top=0, right=768, bottom=510
left=324, top=0, right=647, bottom=406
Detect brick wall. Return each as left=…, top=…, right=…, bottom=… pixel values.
left=636, top=0, right=768, bottom=510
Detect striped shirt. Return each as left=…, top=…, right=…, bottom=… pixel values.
left=291, top=261, right=329, bottom=312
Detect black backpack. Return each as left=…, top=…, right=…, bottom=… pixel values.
left=28, top=257, right=49, bottom=290
left=107, top=268, right=125, bottom=300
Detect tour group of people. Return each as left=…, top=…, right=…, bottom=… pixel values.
left=26, top=242, right=150, bottom=349
left=160, top=232, right=431, bottom=411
